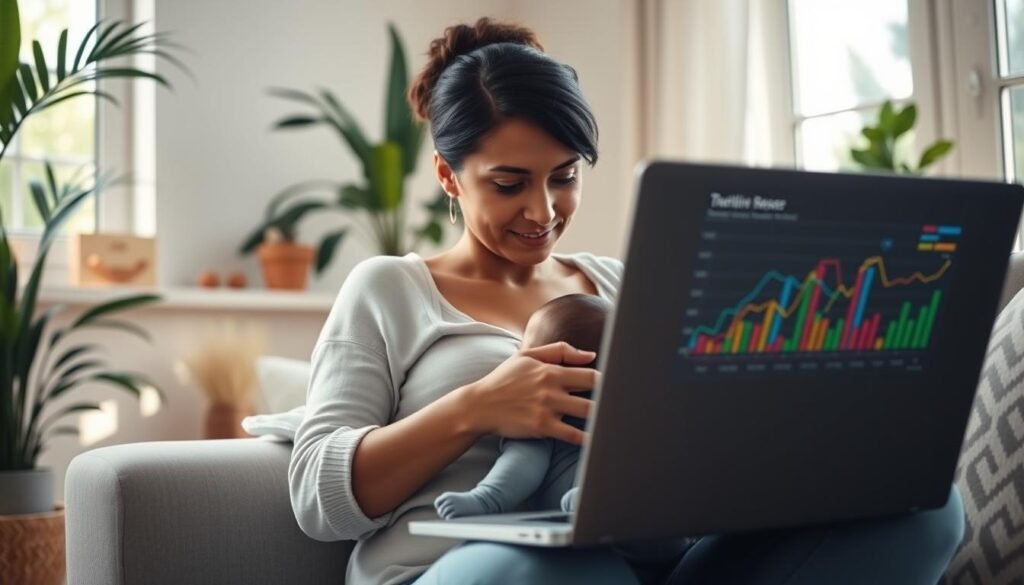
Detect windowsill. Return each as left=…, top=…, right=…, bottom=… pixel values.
left=34, top=284, right=336, bottom=312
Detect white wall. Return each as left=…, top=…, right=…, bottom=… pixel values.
left=153, top=0, right=637, bottom=293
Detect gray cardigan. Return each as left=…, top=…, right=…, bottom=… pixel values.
left=285, top=251, right=624, bottom=585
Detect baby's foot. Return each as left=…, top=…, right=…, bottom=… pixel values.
left=434, top=491, right=493, bottom=519
left=560, top=487, right=580, bottom=512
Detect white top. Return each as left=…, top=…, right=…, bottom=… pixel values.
left=287, top=251, right=624, bottom=585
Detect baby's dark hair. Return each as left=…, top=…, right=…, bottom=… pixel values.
left=528, top=294, right=612, bottom=364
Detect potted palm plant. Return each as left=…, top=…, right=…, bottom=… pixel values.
left=239, top=23, right=454, bottom=289
left=0, top=1, right=180, bottom=582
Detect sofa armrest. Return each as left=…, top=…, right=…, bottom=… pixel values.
left=66, top=439, right=353, bottom=585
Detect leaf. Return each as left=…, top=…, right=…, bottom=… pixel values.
left=71, top=21, right=102, bottom=73
left=43, top=425, right=79, bottom=440
left=72, top=293, right=161, bottom=328
left=0, top=0, right=20, bottom=129
left=384, top=24, right=409, bottom=143
left=421, top=221, right=443, bottom=245
left=266, top=180, right=338, bottom=220
left=851, top=148, right=886, bottom=169
left=84, top=68, right=170, bottom=89
left=56, top=29, right=67, bottom=81
left=861, top=127, right=884, bottom=143
left=918, top=140, right=954, bottom=170
left=319, top=89, right=372, bottom=169
left=92, top=372, right=146, bottom=399
left=34, top=88, right=119, bottom=112
left=370, top=142, right=403, bottom=210
left=18, top=63, right=37, bottom=103
left=32, top=40, right=49, bottom=94
left=239, top=200, right=328, bottom=254
left=44, top=162, right=58, bottom=207
left=28, top=180, right=51, bottom=222
left=267, top=86, right=319, bottom=105
left=52, top=360, right=107, bottom=389
left=51, top=344, right=100, bottom=372
left=338, top=184, right=376, bottom=210
left=892, top=103, right=916, bottom=139
left=878, top=100, right=896, bottom=133
left=238, top=224, right=266, bottom=255
left=273, top=115, right=320, bottom=129
left=315, top=229, right=348, bottom=274
left=384, top=24, right=424, bottom=176
left=17, top=305, right=63, bottom=411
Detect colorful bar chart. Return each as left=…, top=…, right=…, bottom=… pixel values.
left=680, top=220, right=957, bottom=362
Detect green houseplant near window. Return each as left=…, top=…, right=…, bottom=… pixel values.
left=1, top=0, right=179, bottom=518
left=239, top=24, right=453, bottom=285
left=850, top=100, right=954, bottom=174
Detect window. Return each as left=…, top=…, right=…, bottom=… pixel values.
left=997, top=0, right=1024, bottom=181
left=1, top=0, right=98, bottom=234
left=786, top=0, right=921, bottom=171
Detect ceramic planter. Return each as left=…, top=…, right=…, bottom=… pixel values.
left=257, top=242, right=315, bottom=290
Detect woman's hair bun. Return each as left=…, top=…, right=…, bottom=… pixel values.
left=408, top=18, right=544, bottom=122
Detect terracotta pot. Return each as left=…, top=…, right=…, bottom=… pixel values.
left=0, top=504, right=65, bottom=585
left=204, top=402, right=254, bottom=439
left=257, top=242, right=315, bottom=290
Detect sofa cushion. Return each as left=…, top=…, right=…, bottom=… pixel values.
left=256, top=355, right=311, bottom=413
left=942, top=288, right=1024, bottom=583
left=242, top=356, right=312, bottom=441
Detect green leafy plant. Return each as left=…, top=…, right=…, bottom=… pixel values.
left=850, top=100, right=954, bottom=174
left=0, top=0, right=181, bottom=470
left=0, top=164, right=163, bottom=470
left=239, top=23, right=453, bottom=274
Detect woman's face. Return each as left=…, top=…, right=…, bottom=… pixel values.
left=436, top=118, right=583, bottom=265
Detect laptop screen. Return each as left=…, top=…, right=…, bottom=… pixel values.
left=677, top=190, right=960, bottom=378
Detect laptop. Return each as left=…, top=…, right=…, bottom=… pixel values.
left=408, top=161, right=1024, bottom=547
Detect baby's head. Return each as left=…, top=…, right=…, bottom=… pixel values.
left=522, top=294, right=613, bottom=366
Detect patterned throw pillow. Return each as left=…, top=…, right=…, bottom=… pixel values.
left=942, top=288, right=1024, bottom=584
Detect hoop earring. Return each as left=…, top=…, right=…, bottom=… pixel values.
left=449, top=196, right=458, bottom=225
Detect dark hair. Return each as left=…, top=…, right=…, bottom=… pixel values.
left=407, top=18, right=599, bottom=172
left=530, top=294, right=612, bottom=366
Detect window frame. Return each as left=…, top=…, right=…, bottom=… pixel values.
left=780, top=0, right=947, bottom=174
left=6, top=0, right=152, bottom=287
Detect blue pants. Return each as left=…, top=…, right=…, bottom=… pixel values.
left=408, top=485, right=964, bottom=585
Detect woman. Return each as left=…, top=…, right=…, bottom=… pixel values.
left=288, top=18, right=965, bottom=585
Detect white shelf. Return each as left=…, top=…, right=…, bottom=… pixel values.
left=35, top=285, right=336, bottom=312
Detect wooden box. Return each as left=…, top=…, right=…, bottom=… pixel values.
left=68, top=233, right=157, bottom=287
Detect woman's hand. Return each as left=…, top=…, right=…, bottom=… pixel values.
left=459, top=342, right=600, bottom=446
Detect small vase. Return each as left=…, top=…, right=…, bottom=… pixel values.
left=0, top=503, right=65, bottom=585
left=257, top=242, right=315, bottom=290
left=204, top=402, right=254, bottom=439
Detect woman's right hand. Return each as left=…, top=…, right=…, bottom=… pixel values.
left=460, top=342, right=600, bottom=446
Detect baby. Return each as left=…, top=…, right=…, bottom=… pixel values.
left=434, top=293, right=610, bottom=519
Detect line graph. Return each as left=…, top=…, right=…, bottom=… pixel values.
left=679, top=218, right=958, bottom=367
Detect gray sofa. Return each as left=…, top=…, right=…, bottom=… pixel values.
left=65, top=254, right=1024, bottom=585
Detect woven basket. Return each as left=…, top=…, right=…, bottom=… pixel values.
left=0, top=504, right=66, bottom=585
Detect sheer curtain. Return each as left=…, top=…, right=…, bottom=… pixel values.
left=630, top=0, right=792, bottom=167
